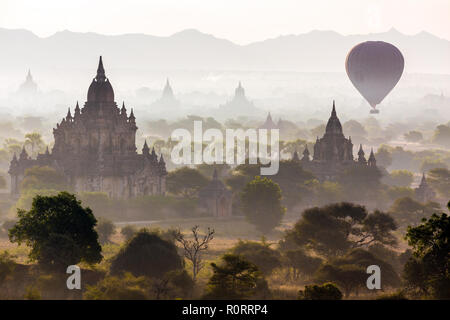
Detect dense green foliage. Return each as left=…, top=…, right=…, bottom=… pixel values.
left=288, top=203, right=397, bottom=257
left=241, top=176, right=286, bottom=234
left=315, top=249, right=400, bottom=297
left=230, top=240, right=281, bottom=275
left=389, top=197, right=441, bottom=227
left=20, top=166, right=69, bottom=192
left=298, top=283, right=342, bottom=300
left=204, top=254, right=266, bottom=299
left=166, top=167, right=210, bottom=198
left=9, top=192, right=102, bottom=270
left=404, top=203, right=450, bottom=299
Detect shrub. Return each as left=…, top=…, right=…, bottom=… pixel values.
left=96, top=218, right=116, bottom=244
left=120, top=225, right=137, bottom=240
left=230, top=240, right=281, bottom=275
left=110, top=229, right=182, bottom=278
left=298, top=283, right=342, bottom=300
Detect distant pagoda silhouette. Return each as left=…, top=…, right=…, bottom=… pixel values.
left=151, top=78, right=180, bottom=109
left=292, top=101, right=377, bottom=181
left=18, top=69, right=38, bottom=96
left=219, top=82, right=259, bottom=116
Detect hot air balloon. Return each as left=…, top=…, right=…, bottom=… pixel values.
left=345, top=41, right=404, bottom=114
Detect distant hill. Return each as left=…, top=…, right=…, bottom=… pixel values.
left=0, top=27, right=449, bottom=74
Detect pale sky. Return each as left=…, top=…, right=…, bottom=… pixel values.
left=1, top=0, right=449, bottom=44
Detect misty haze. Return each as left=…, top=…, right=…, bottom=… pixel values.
left=0, top=0, right=449, bottom=306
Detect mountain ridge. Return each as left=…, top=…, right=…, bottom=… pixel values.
left=0, top=27, right=449, bottom=74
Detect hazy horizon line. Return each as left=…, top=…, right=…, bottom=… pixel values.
left=2, top=26, right=449, bottom=45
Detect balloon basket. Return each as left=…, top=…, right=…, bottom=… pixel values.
left=370, top=109, right=380, bottom=114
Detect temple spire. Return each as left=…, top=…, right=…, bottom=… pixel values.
left=151, top=147, right=157, bottom=161
left=420, top=172, right=427, bottom=186
left=358, top=144, right=366, bottom=163
left=368, top=148, right=376, bottom=167
left=358, top=144, right=364, bottom=155
left=129, top=108, right=135, bottom=122
left=302, top=145, right=310, bottom=162
left=142, top=140, right=149, bottom=155
left=19, top=146, right=28, bottom=160
left=97, top=56, right=105, bottom=79
left=75, top=101, right=80, bottom=112
left=331, top=100, right=336, bottom=117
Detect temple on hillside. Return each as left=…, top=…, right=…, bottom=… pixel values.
left=293, top=101, right=377, bottom=180
left=9, top=57, right=167, bottom=198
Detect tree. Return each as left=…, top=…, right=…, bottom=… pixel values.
left=96, top=218, right=116, bottom=244
left=0, top=251, right=17, bottom=299
left=283, top=248, right=323, bottom=280
left=230, top=240, right=282, bottom=275
left=196, top=163, right=230, bottom=179
left=312, top=180, right=344, bottom=206
left=387, top=170, right=414, bottom=187
left=290, top=203, right=397, bottom=257
left=337, top=165, right=383, bottom=202
left=432, top=124, right=450, bottom=148
left=420, top=159, right=448, bottom=172
left=241, top=176, right=286, bottom=234
left=298, top=283, right=342, bottom=300
left=385, top=186, right=414, bottom=203
left=315, top=249, right=400, bottom=297
left=404, top=131, right=423, bottom=142
left=175, top=225, right=215, bottom=281
left=389, top=197, right=441, bottom=227
left=166, top=167, right=210, bottom=198
left=84, top=273, right=151, bottom=300
left=404, top=204, right=450, bottom=299
left=354, top=210, right=398, bottom=248
left=343, top=120, right=368, bottom=138
left=20, top=166, right=69, bottom=192
left=110, top=229, right=182, bottom=278
left=0, top=251, right=16, bottom=284
left=427, top=168, right=450, bottom=199
left=9, top=192, right=102, bottom=270
left=315, top=264, right=366, bottom=298
left=375, top=147, right=392, bottom=168
left=227, top=160, right=313, bottom=209
left=203, top=254, right=266, bottom=299
left=24, top=132, right=45, bottom=156
left=0, top=220, right=16, bottom=239
left=120, top=225, right=137, bottom=240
